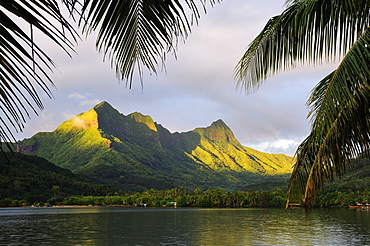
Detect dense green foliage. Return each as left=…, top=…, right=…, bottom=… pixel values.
left=1, top=186, right=288, bottom=208
left=56, top=188, right=288, bottom=208
left=17, top=101, right=293, bottom=191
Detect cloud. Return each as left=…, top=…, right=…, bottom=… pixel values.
left=66, top=92, right=101, bottom=108
left=79, top=97, right=102, bottom=107
left=68, top=92, right=86, bottom=99
left=11, top=0, right=338, bottom=157
left=248, top=139, right=302, bottom=156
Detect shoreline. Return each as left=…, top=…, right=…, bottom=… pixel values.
left=52, top=205, right=135, bottom=208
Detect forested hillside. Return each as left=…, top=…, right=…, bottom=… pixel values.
left=0, top=152, right=118, bottom=206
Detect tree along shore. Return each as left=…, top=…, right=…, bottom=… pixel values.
left=1, top=188, right=369, bottom=208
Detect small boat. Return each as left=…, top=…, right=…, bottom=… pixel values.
left=349, top=205, right=363, bottom=209
left=349, top=202, right=370, bottom=210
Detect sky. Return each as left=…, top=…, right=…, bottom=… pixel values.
left=12, top=0, right=337, bottom=156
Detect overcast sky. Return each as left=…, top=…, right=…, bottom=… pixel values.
left=13, top=0, right=337, bottom=156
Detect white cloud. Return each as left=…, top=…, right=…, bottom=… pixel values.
left=79, top=97, right=102, bottom=107
left=248, top=139, right=302, bottom=156
left=68, top=92, right=86, bottom=99
left=67, top=92, right=101, bottom=108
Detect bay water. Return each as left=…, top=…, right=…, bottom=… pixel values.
left=1, top=207, right=369, bottom=245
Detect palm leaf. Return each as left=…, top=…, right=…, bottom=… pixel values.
left=287, top=27, right=370, bottom=207
left=0, top=0, right=76, bottom=150
left=1, top=0, right=221, bottom=149
left=235, top=0, right=370, bottom=92
left=63, top=0, right=221, bottom=87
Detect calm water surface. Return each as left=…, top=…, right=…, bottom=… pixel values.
left=0, top=207, right=369, bottom=245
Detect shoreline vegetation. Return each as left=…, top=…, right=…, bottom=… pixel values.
left=0, top=188, right=288, bottom=208
left=1, top=187, right=370, bottom=209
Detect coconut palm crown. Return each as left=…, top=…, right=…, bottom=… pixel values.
left=235, top=0, right=370, bottom=207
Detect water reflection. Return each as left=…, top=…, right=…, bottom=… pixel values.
left=0, top=207, right=369, bottom=245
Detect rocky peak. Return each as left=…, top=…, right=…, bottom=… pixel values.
left=193, top=119, right=240, bottom=145
left=128, top=112, right=157, bottom=132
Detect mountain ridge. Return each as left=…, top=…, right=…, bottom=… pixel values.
left=17, top=101, right=294, bottom=191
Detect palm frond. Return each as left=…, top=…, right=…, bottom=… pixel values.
left=287, top=27, right=370, bottom=207
left=63, top=0, right=221, bottom=87
left=0, top=0, right=77, bottom=150
left=235, top=0, right=370, bottom=93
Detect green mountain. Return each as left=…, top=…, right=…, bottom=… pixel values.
left=17, top=101, right=294, bottom=191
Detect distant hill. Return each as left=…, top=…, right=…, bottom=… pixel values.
left=0, top=152, right=118, bottom=205
left=324, top=154, right=370, bottom=192
left=17, top=101, right=294, bottom=191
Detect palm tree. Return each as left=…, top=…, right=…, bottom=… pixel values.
left=234, top=0, right=370, bottom=207
left=0, top=0, right=219, bottom=151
